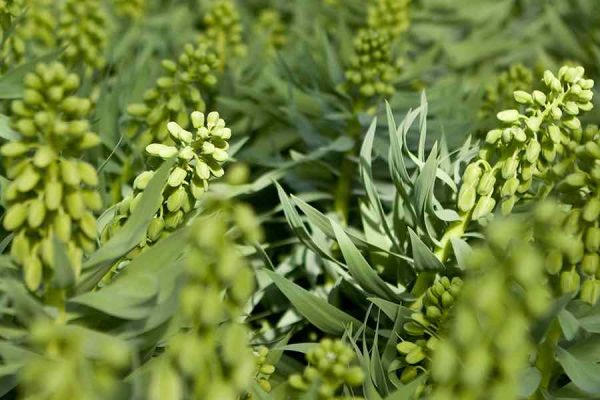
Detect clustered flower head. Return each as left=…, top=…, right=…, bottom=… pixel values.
left=199, top=0, right=247, bottom=70
left=458, top=65, right=594, bottom=219
left=537, top=141, right=600, bottom=304
left=252, top=346, right=276, bottom=394
left=345, top=29, right=398, bottom=100
left=430, top=214, right=551, bottom=400
left=2, top=62, right=101, bottom=291
left=127, top=42, right=218, bottom=147
left=479, top=63, right=534, bottom=124
left=0, top=0, right=23, bottom=31
left=58, top=0, right=108, bottom=70
left=113, top=0, right=145, bottom=19
left=367, top=0, right=410, bottom=39
left=104, top=111, right=231, bottom=253
left=397, top=276, right=462, bottom=386
left=21, top=322, right=130, bottom=400
left=18, top=0, right=57, bottom=49
left=288, top=338, right=364, bottom=399
left=255, top=9, right=287, bottom=53
left=148, top=209, right=258, bottom=400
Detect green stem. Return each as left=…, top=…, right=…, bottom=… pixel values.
left=533, top=320, right=562, bottom=398
left=333, top=111, right=364, bottom=225
left=434, top=211, right=472, bottom=263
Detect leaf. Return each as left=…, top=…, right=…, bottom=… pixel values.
left=412, top=143, right=438, bottom=220
left=264, top=269, right=364, bottom=335
left=69, top=273, right=158, bottom=320
left=519, top=367, right=542, bottom=397
left=558, top=309, right=580, bottom=340
left=331, top=217, right=399, bottom=301
left=556, top=346, right=600, bottom=394
left=52, top=237, right=76, bottom=290
left=408, top=229, right=445, bottom=272
left=0, top=115, right=19, bottom=141
left=384, top=374, right=427, bottom=400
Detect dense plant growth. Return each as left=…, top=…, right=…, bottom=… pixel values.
left=1, top=0, right=600, bottom=399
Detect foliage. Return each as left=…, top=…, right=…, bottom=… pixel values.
left=1, top=0, right=600, bottom=399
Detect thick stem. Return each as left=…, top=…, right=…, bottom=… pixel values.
left=333, top=114, right=364, bottom=225
left=434, top=211, right=472, bottom=263
left=534, top=320, right=562, bottom=397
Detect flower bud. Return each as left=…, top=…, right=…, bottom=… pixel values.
left=532, top=90, right=547, bottom=105
left=458, top=186, right=476, bottom=212
left=545, top=250, right=563, bottom=275
left=24, top=255, right=43, bottom=291
left=147, top=217, right=165, bottom=242
left=581, top=279, right=600, bottom=305
left=477, top=171, right=496, bottom=196
left=61, top=159, right=81, bottom=186
left=28, top=198, right=46, bottom=229
left=45, top=181, right=63, bottom=210
left=583, top=253, right=599, bottom=276
left=167, top=187, right=187, bottom=212
left=525, top=140, right=541, bottom=163
left=513, top=90, right=532, bottom=104
left=497, top=109, right=520, bottom=123
left=583, top=197, right=600, bottom=222
left=472, top=196, right=496, bottom=220
left=168, top=167, right=188, bottom=187
left=501, top=157, right=519, bottom=179
left=585, top=227, right=600, bottom=252
left=66, top=191, right=84, bottom=220
left=3, top=203, right=28, bottom=231
left=485, top=129, right=502, bottom=144
left=560, top=269, right=581, bottom=293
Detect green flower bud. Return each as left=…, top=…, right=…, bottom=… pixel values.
left=582, top=253, right=599, bottom=276
left=148, top=218, right=165, bottom=242
left=513, top=90, right=532, bottom=104
left=472, top=196, right=496, bottom=220
left=583, top=197, right=600, bottom=222
left=525, top=140, right=541, bottom=163
left=545, top=250, right=563, bottom=275
left=497, top=109, right=520, bottom=123
left=485, top=129, right=502, bottom=144
left=477, top=171, right=496, bottom=196
left=560, top=269, right=581, bottom=293
left=580, top=279, right=600, bottom=305
left=24, top=255, right=43, bottom=291
left=532, top=90, right=547, bottom=105
left=501, top=157, right=519, bottom=179
left=28, top=198, right=46, bottom=229
left=3, top=203, right=28, bottom=231
left=458, top=186, right=476, bottom=212
left=168, top=167, right=188, bottom=187
left=66, top=191, right=84, bottom=220
left=585, top=227, right=600, bottom=252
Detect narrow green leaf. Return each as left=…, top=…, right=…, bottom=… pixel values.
left=408, top=229, right=445, bottom=272
left=556, top=346, right=600, bottom=394
left=264, top=269, right=363, bottom=335
left=331, top=217, right=398, bottom=301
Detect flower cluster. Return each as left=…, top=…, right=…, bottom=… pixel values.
left=21, top=322, right=130, bottom=400
left=252, top=346, right=276, bottom=394
left=113, top=0, right=145, bottom=19
left=104, top=111, right=231, bottom=253
left=430, top=214, right=551, bottom=400
left=127, top=42, right=218, bottom=148
left=479, top=64, right=534, bottom=125
left=345, top=29, right=398, bottom=100
left=540, top=125, right=600, bottom=304
left=255, top=9, right=287, bottom=54
left=397, top=277, right=462, bottom=386
left=148, top=207, right=258, bottom=399
left=2, top=62, right=101, bottom=291
left=58, top=0, right=108, bottom=70
left=288, top=339, right=364, bottom=399
left=367, top=0, right=410, bottom=39
left=0, top=0, right=22, bottom=31
left=458, top=65, right=594, bottom=219
left=199, top=0, right=246, bottom=70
